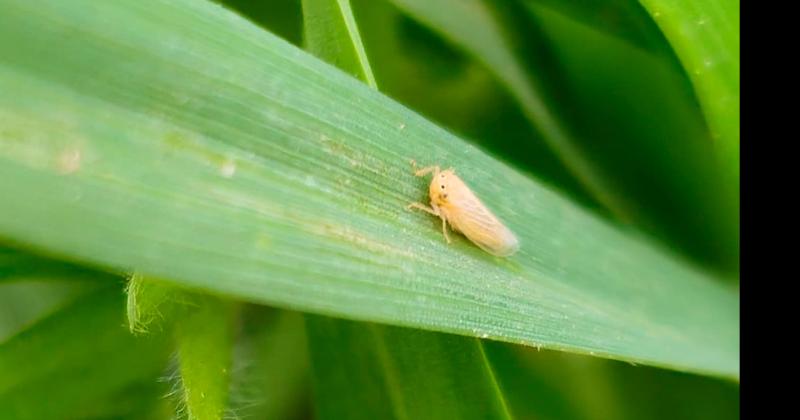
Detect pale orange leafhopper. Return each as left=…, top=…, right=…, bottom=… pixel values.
left=407, top=161, right=519, bottom=257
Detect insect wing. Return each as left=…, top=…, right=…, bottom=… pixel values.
left=446, top=180, right=519, bottom=256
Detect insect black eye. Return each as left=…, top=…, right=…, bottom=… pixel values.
left=440, top=185, right=445, bottom=189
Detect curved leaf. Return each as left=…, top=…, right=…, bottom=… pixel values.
left=302, top=0, right=377, bottom=88
left=635, top=0, right=739, bottom=187
left=0, top=0, right=738, bottom=377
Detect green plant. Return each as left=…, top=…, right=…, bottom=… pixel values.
left=0, top=0, right=738, bottom=419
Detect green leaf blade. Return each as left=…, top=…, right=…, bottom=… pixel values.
left=307, top=316, right=511, bottom=420
left=302, top=0, right=377, bottom=88
left=637, top=0, right=740, bottom=184
left=0, top=0, right=738, bottom=377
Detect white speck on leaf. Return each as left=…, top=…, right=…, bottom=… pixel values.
left=305, top=175, right=318, bottom=187
left=220, top=159, right=236, bottom=178
left=57, top=148, right=81, bottom=174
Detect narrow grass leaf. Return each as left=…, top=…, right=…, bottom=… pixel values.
left=514, top=0, right=667, bottom=51
left=0, top=0, right=738, bottom=377
left=518, top=2, right=738, bottom=273
left=634, top=0, right=739, bottom=188
left=307, top=316, right=511, bottom=420
left=302, top=0, right=377, bottom=88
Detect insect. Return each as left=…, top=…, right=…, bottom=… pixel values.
left=406, top=161, right=519, bottom=257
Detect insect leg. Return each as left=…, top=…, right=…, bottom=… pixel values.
left=441, top=217, right=451, bottom=243
left=414, top=166, right=440, bottom=177
left=406, top=202, right=439, bottom=216
left=410, top=160, right=440, bottom=178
